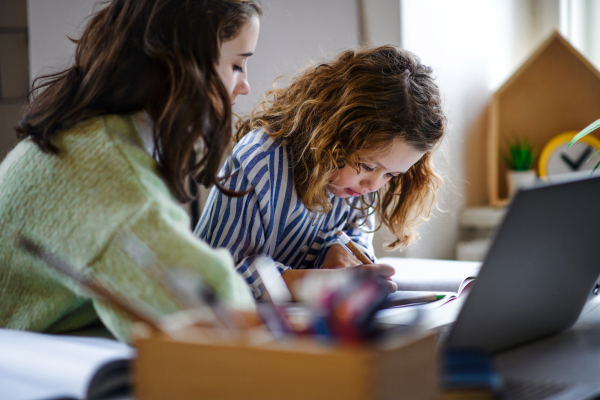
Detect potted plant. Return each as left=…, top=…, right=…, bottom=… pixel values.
left=502, top=138, right=537, bottom=199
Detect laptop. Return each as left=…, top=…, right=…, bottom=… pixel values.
left=443, top=175, right=600, bottom=399
left=445, top=175, right=600, bottom=354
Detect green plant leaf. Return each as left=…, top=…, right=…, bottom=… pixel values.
left=568, top=119, right=600, bottom=148
left=593, top=160, right=600, bottom=175
left=588, top=148, right=600, bottom=162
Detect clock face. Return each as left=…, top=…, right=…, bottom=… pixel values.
left=539, top=132, right=600, bottom=178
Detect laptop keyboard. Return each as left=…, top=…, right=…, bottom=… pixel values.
left=502, top=378, right=570, bottom=400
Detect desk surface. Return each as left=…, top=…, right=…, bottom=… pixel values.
left=493, top=294, right=600, bottom=398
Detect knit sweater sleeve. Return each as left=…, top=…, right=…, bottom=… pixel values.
left=88, top=199, right=255, bottom=343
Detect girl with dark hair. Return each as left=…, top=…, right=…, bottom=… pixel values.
left=197, top=45, right=446, bottom=299
left=0, top=0, right=261, bottom=342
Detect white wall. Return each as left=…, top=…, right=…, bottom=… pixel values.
left=232, top=0, right=360, bottom=115
left=359, top=0, right=400, bottom=47
left=585, top=0, right=600, bottom=69
left=557, top=0, right=600, bottom=70
left=398, top=0, right=550, bottom=259
left=27, top=0, right=99, bottom=84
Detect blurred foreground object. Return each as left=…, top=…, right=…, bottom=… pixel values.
left=134, top=323, right=439, bottom=400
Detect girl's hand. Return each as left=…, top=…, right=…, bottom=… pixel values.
left=348, top=263, right=398, bottom=293
left=321, top=245, right=397, bottom=292
left=282, top=263, right=398, bottom=301
left=321, top=244, right=361, bottom=269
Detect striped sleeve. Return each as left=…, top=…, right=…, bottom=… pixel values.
left=195, top=132, right=291, bottom=298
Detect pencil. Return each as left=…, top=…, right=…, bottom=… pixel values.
left=336, top=231, right=372, bottom=265
left=383, top=293, right=446, bottom=308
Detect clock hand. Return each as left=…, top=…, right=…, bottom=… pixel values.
left=561, top=145, right=592, bottom=171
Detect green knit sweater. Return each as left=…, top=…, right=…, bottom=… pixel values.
left=0, top=114, right=255, bottom=342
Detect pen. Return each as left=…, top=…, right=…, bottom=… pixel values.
left=336, top=231, right=372, bottom=265
left=383, top=293, right=446, bottom=308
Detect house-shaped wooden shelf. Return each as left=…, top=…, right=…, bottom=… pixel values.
left=487, top=30, right=600, bottom=206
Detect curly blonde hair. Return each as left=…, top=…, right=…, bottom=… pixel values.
left=235, top=45, right=446, bottom=250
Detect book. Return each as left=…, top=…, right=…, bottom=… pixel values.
left=0, top=328, right=134, bottom=400
left=380, top=257, right=481, bottom=308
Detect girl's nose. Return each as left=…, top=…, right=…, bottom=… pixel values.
left=360, top=178, right=379, bottom=194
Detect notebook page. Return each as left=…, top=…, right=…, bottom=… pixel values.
left=0, top=329, right=134, bottom=400
left=379, top=257, right=481, bottom=293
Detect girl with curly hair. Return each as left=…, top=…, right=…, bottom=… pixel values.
left=196, top=45, right=447, bottom=299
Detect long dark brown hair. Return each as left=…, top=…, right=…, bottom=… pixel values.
left=17, top=0, right=261, bottom=202
left=237, top=46, right=446, bottom=250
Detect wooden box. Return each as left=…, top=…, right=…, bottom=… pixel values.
left=134, top=327, right=440, bottom=400
left=487, top=31, right=600, bottom=206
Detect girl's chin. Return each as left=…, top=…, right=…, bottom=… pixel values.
left=333, top=189, right=360, bottom=198
left=343, top=188, right=363, bottom=197
left=328, top=187, right=348, bottom=198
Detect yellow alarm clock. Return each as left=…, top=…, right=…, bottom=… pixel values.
left=538, top=131, right=600, bottom=179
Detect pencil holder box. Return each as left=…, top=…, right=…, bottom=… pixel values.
left=133, top=326, right=440, bottom=400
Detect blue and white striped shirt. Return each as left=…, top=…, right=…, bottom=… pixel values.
left=195, top=129, right=375, bottom=298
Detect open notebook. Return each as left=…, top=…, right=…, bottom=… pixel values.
left=380, top=257, right=481, bottom=308
left=0, top=328, right=134, bottom=400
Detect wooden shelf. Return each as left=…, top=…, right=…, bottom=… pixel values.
left=487, top=31, right=600, bottom=206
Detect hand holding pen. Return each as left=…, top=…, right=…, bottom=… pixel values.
left=336, top=231, right=372, bottom=265
left=329, top=231, right=398, bottom=293
left=335, top=232, right=446, bottom=307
